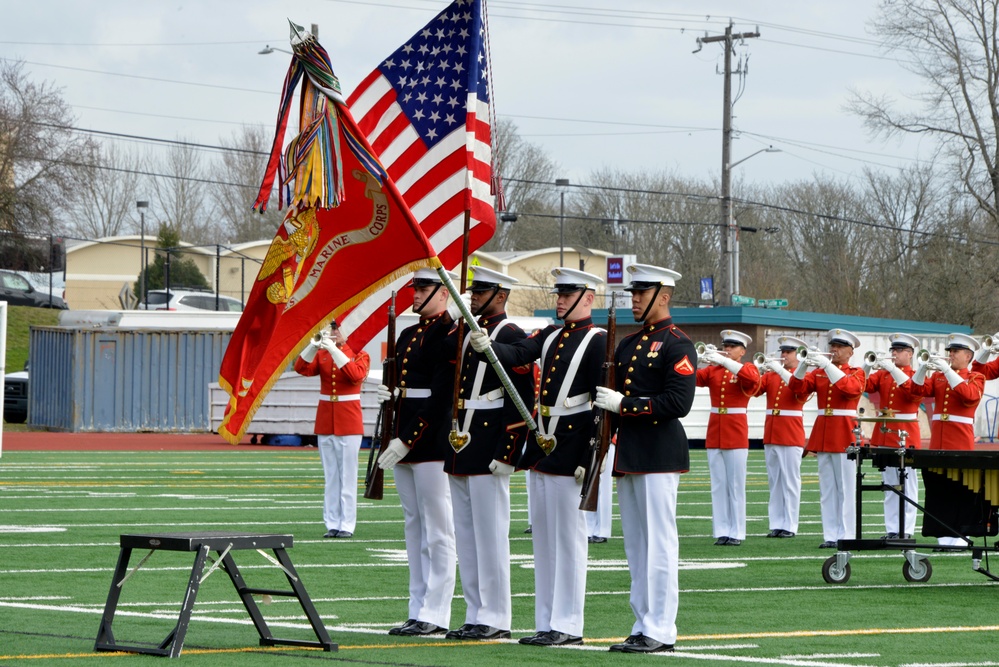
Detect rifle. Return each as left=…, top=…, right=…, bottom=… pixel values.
left=364, top=292, right=397, bottom=500
left=579, top=293, right=616, bottom=512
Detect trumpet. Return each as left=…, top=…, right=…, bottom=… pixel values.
left=982, top=333, right=999, bottom=354
left=917, top=348, right=949, bottom=366
left=694, top=341, right=729, bottom=360
left=863, top=350, right=891, bottom=365
left=312, top=330, right=335, bottom=348
left=795, top=345, right=832, bottom=362
left=753, top=352, right=782, bottom=371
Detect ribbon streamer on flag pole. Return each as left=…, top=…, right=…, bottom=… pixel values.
left=435, top=266, right=542, bottom=445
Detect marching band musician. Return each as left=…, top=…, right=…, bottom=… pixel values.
left=593, top=264, right=697, bottom=654
left=904, top=333, right=986, bottom=547
left=443, top=266, right=535, bottom=641
left=469, top=267, right=605, bottom=647
left=788, top=328, right=865, bottom=549
left=863, top=333, right=923, bottom=540
left=971, top=332, right=999, bottom=379
left=754, top=336, right=812, bottom=539
left=696, top=330, right=762, bottom=546
left=294, top=320, right=371, bottom=540
left=375, top=268, right=458, bottom=636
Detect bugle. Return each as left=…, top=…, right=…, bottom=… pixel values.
left=982, top=332, right=999, bottom=354
left=795, top=345, right=832, bottom=362
left=864, top=350, right=891, bottom=365
left=312, top=330, right=330, bottom=346
left=917, top=348, right=949, bottom=365
left=753, top=352, right=781, bottom=371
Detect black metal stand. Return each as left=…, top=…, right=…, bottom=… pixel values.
left=94, top=532, right=336, bottom=658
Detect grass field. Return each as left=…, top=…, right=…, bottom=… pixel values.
left=1, top=446, right=997, bottom=666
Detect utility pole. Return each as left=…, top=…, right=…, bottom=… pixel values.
left=697, top=23, right=759, bottom=306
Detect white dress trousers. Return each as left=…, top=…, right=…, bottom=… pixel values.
left=618, top=472, right=680, bottom=646
left=585, top=443, right=615, bottom=539
left=883, top=465, right=918, bottom=536
left=764, top=444, right=804, bottom=534
left=817, top=452, right=856, bottom=542
left=394, top=461, right=456, bottom=628
left=706, top=448, right=748, bottom=540
left=317, top=434, right=362, bottom=533
left=529, top=471, right=588, bottom=637
left=449, top=474, right=512, bottom=630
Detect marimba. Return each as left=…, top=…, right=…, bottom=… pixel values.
left=821, top=442, right=999, bottom=585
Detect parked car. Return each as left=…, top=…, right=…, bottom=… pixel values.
left=4, top=363, right=28, bottom=424
left=23, top=271, right=68, bottom=310
left=138, top=289, right=243, bottom=312
left=0, top=269, right=67, bottom=309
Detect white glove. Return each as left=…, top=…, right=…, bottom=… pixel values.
left=810, top=352, right=831, bottom=369
left=887, top=364, right=909, bottom=386
left=718, top=356, right=743, bottom=374
left=299, top=340, right=320, bottom=363
left=594, top=386, right=624, bottom=414
left=943, top=367, right=964, bottom=389
left=469, top=330, right=491, bottom=353
left=375, top=384, right=397, bottom=404
left=776, top=366, right=792, bottom=384
left=701, top=351, right=725, bottom=366
left=574, top=466, right=586, bottom=483
left=325, top=342, right=350, bottom=368
left=874, top=358, right=895, bottom=373
left=447, top=292, right=472, bottom=321
left=793, top=361, right=809, bottom=380
left=975, top=345, right=992, bottom=364
left=489, top=459, right=515, bottom=476
left=927, top=358, right=950, bottom=374
left=599, top=455, right=607, bottom=474
left=376, top=438, right=408, bottom=470
left=912, top=363, right=929, bottom=385
left=764, top=359, right=783, bottom=375
left=825, top=364, right=845, bottom=384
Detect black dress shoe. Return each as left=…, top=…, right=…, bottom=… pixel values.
left=621, top=635, right=674, bottom=653
left=588, top=536, right=607, bottom=544
left=334, top=531, right=352, bottom=538
left=714, top=537, right=730, bottom=546
left=524, top=525, right=533, bottom=534
left=398, top=621, right=446, bottom=636
left=819, top=540, right=837, bottom=549
left=725, top=538, right=742, bottom=546
left=445, top=623, right=475, bottom=639
left=777, top=530, right=795, bottom=538
left=463, top=625, right=511, bottom=640
left=609, top=634, right=643, bottom=652
left=882, top=532, right=898, bottom=540
left=534, top=631, right=583, bottom=646
left=765, top=529, right=779, bottom=538
left=519, top=631, right=548, bottom=645
left=323, top=530, right=338, bottom=538
left=388, top=619, right=417, bottom=635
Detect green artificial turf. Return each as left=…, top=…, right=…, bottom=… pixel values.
left=0, top=447, right=996, bottom=666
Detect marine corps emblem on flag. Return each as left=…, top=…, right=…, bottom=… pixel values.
left=674, top=356, right=695, bottom=375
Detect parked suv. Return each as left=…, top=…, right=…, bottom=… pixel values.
left=139, top=289, right=243, bottom=312
left=4, top=362, right=28, bottom=423
left=0, top=269, right=67, bottom=309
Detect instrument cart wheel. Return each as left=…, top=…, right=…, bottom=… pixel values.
left=902, top=557, right=932, bottom=583
left=822, top=556, right=852, bottom=584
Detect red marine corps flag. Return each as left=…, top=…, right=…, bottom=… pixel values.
left=217, top=22, right=440, bottom=444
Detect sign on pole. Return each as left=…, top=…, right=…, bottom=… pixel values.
left=699, top=277, right=714, bottom=302
left=731, top=294, right=756, bottom=307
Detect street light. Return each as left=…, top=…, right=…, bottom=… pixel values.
left=137, top=200, right=149, bottom=309
left=258, top=45, right=293, bottom=55
left=556, top=178, right=569, bottom=265
left=723, top=147, right=780, bottom=301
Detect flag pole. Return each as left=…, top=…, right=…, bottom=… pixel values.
left=437, top=265, right=541, bottom=441
left=449, top=210, right=472, bottom=442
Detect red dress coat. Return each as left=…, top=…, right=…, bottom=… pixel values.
left=865, top=366, right=922, bottom=448
left=905, top=368, right=984, bottom=450
left=754, top=370, right=811, bottom=447
left=788, top=364, right=865, bottom=454
left=695, top=362, right=761, bottom=449
left=972, top=358, right=999, bottom=380
left=293, top=345, right=370, bottom=436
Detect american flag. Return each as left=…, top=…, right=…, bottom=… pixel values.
left=341, top=0, right=498, bottom=350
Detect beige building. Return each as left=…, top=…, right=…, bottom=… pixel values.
left=63, top=236, right=620, bottom=314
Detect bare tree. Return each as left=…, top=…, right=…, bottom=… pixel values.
left=212, top=126, right=283, bottom=243
left=150, top=140, right=217, bottom=246
left=0, top=60, right=94, bottom=235
left=852, top=0, right=999, bottom=227
left=68, top=142, right=142, bottom=239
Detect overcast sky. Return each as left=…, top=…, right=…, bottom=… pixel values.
left=2, top=0, right=930, bottom=194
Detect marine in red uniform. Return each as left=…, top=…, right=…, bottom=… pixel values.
left=970, top=332, right=999, bottom=379
left=788, top=328, right=865, bottom=548
left=863, top=332, right=923, bottom=539
left=696, top=329, right=761, bottom=546
left=905, top=333, right=986, bottom=546
left=293, top=320, right=370, bottom=539
left=754, top=335, right=812, bottom=538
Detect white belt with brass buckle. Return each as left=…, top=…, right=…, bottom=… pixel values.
left=400, top=387, right=431, bottom=399
left=932, top=413, right=974, bottom=425
left=540, top=402, right=592, bottom=417
left=321, top=394, right=360, bottom=402
left=710, top=407, right=747, bottom=415
left=888, top=412, right=918, bottom=420
left=458, top=397, right=504, bottom=411
left=771, top=409, right=803, bottom=417
left=822, top=408, right=856, bottom=417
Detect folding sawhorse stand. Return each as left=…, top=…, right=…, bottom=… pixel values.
left=95, top=532, right=336, bottom=657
